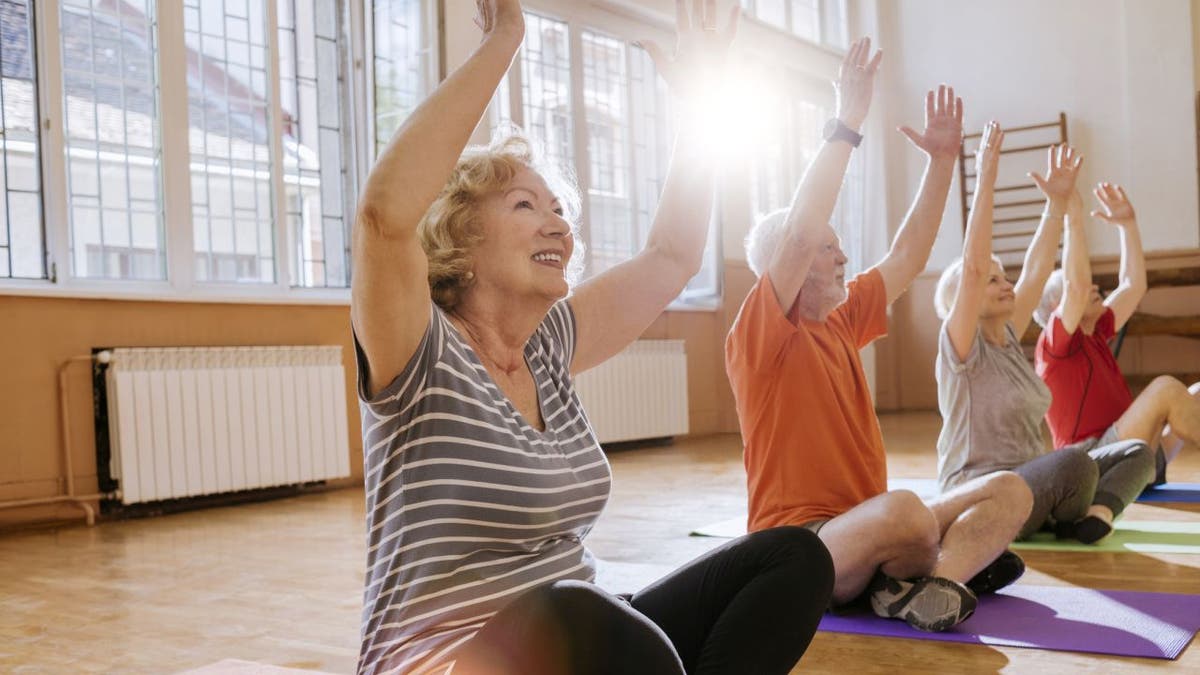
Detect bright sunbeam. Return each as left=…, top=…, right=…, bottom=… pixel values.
left=689, top=63, right=789, bottom=162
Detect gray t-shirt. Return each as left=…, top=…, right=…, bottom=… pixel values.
left=354, top=301, right=610, bottom=674
left=935, top=322, right=1052, bottom=491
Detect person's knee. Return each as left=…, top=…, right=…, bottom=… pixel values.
left=1145, top=375, right=1189, bottom=407
left=983, top=471, right=1034, bottom=522
left=750, top=526, right=835, bottom=599
left=1057, top=446, right=1100, bottom=482
left=532, top=580, right=613, bottom=617
left=879, top=490, right=940, bottom=551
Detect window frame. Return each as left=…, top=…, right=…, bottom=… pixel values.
left=494, top=2, right=724, bottom=310
left=739, top=0, right=848, bottom=47
left=0, top=0, right=430, bottom=305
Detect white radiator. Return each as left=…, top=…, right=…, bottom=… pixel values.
left=573, top=340, right=688, bottom=443
left=104, top=346, right=351, bottom=505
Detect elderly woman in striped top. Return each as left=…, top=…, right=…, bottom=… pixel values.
left=350, top=1, right=834, bottom=673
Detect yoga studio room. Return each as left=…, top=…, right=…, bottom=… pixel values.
left=4, top=0, right=1200, bottom=672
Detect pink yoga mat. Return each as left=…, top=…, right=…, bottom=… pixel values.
left=818, top=584, right=1199, bottom=659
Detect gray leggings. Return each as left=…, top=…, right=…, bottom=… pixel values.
left=1012, top=439, right=1156, bottom=540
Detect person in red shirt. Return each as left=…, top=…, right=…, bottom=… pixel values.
left=1034, top=185, right=1200, bottom=482
left=727, top=39, right=1031, bottom=633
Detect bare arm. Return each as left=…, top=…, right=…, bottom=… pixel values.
left=1012, top=143, right=1081, bottom=337
left=945, top=121, right=1003, bottom=361
left=1095, top=183, right=1147, bottom=330
left=872, top=85, right=962, bottom=305
left=767, top=36, right=882, bottom=311
left=351, top=1, right=524, bottom=397
left=569, top=0, right=738, bottom=374
left=1058, top=190, right=1091, bottom=334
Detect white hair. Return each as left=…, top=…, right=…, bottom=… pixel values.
left=933, top=258, right=965, bottom=320
left=745, top=208, right=790, bottom=278
left=934, top=255, right=1005, bottom=320
left=1033, top=269, right=1065, bottom=328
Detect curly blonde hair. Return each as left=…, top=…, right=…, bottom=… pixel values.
left=418, top=133, right=582, bottom=311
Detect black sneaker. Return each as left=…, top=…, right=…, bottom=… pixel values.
left=1074, top=516, right=1113, bottom=544
left=966, top=550, right=1025, bottom=595
left=868, top=573, right=977, bottom=632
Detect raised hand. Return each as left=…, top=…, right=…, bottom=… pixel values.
left=1029, top=143, right=1083, bottom=204
left=974, top=120, right=1004, bottom=179
left=898, top=84, right=963, bottom=160
left=1092, top=182, right=1136, bottom=226
left=641, top=0, right=740, bottom=105
left=835, top=36, right=883, bottom=131
left=474, top=0, right=524, bottom=38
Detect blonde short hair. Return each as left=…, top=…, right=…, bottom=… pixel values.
left=745, top=208, right=789, bottom=277
left=934, top=255, right=1004, bottom=320
left=417, top=133, right=582, bottom=311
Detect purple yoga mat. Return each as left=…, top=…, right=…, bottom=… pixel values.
left=818, top=584, right=1200, bottom=659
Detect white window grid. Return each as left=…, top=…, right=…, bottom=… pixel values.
left=369, top=0, right=433, bottom=158
left=0, top=0, right=45, bottom=280
left=2, top=0, right=423, bottom=301
left=184, top=0, right=275, bottom=285
left=739, top=0, right=847, bottom=47
left=61, top=0, right=166, bottom=282
left=278, top=0, right=354, bottom=288
left=492, top=10, right=720, bottom=305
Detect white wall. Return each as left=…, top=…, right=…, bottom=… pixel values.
left=874, top=0, right=1200, bottom=271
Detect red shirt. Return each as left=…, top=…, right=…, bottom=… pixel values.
left=726, top=269, right=889, bottom=531
left=1035, top=307, right=1133, bottom=447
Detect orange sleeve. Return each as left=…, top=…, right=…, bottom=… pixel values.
left=727, top=273, right=798, bottom=373
left=839, top=268, right=889, bottom=348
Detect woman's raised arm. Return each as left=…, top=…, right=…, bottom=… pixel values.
left=352, top=1, right=525, bottom=397
left=945, top=121, right=1003, bottom=362
left=568, top=0, right=739, bottom=374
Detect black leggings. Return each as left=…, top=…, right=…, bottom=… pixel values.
left=452, top=526, right=834, bottom=675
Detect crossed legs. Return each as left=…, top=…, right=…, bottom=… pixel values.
left=816, top=471, right=1031, bottom=605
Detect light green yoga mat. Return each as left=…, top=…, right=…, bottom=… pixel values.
left=1011, top=520, right=1200, bottom=554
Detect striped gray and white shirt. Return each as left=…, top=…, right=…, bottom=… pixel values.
left=354, top=301, right=611, bottom=674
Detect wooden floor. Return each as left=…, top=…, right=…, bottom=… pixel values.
left=2, top=412, right=1197, bottom=673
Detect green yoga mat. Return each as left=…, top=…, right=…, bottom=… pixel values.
left=1011, top=520, right=1200, bottom=554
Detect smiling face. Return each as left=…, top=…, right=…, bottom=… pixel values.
left=980, top=258, right=1016, bottom=319
left=470, top=166, right=575, bottom=305
left=799, top=223, right=850, bottom=316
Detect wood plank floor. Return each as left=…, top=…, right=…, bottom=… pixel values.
left=1, top=412, right=1196, bottom=673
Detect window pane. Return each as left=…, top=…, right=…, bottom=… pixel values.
left=754, top=0, right=788, bottom=30
left=373, top=0, right=432, bottom=156
left=789, top=0, right=819, bottom=41
left=61, top=0, right=164, bottom=280
left=280, top=0, right=351, bottom=288
left=581, top=30, right=629, bottom=277
left=0, top=0, right=45, bottom=279
left=521, top=13, right=572, bottom=170
left=185, top=0, right=274, bottom=284
left=628, top=45, right=670, bottom=258
left=820, top=0, right=848, bottom=48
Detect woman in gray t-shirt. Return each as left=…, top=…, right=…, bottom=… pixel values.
left=933, top=126, right=1154, bottom=543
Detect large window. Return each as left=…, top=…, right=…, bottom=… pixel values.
left=493, top=11, right=719, bottom=305
left=0, top=0, right=44, bottom=279
left=740, top=0, right=847, bottom=47
left=1, top=0, right=430, bottom=297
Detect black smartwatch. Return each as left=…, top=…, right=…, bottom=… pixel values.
left=823, top=118, right=863, bottom=147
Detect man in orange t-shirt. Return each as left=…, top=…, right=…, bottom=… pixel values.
left=726, top=39, right=1032, bottom=634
